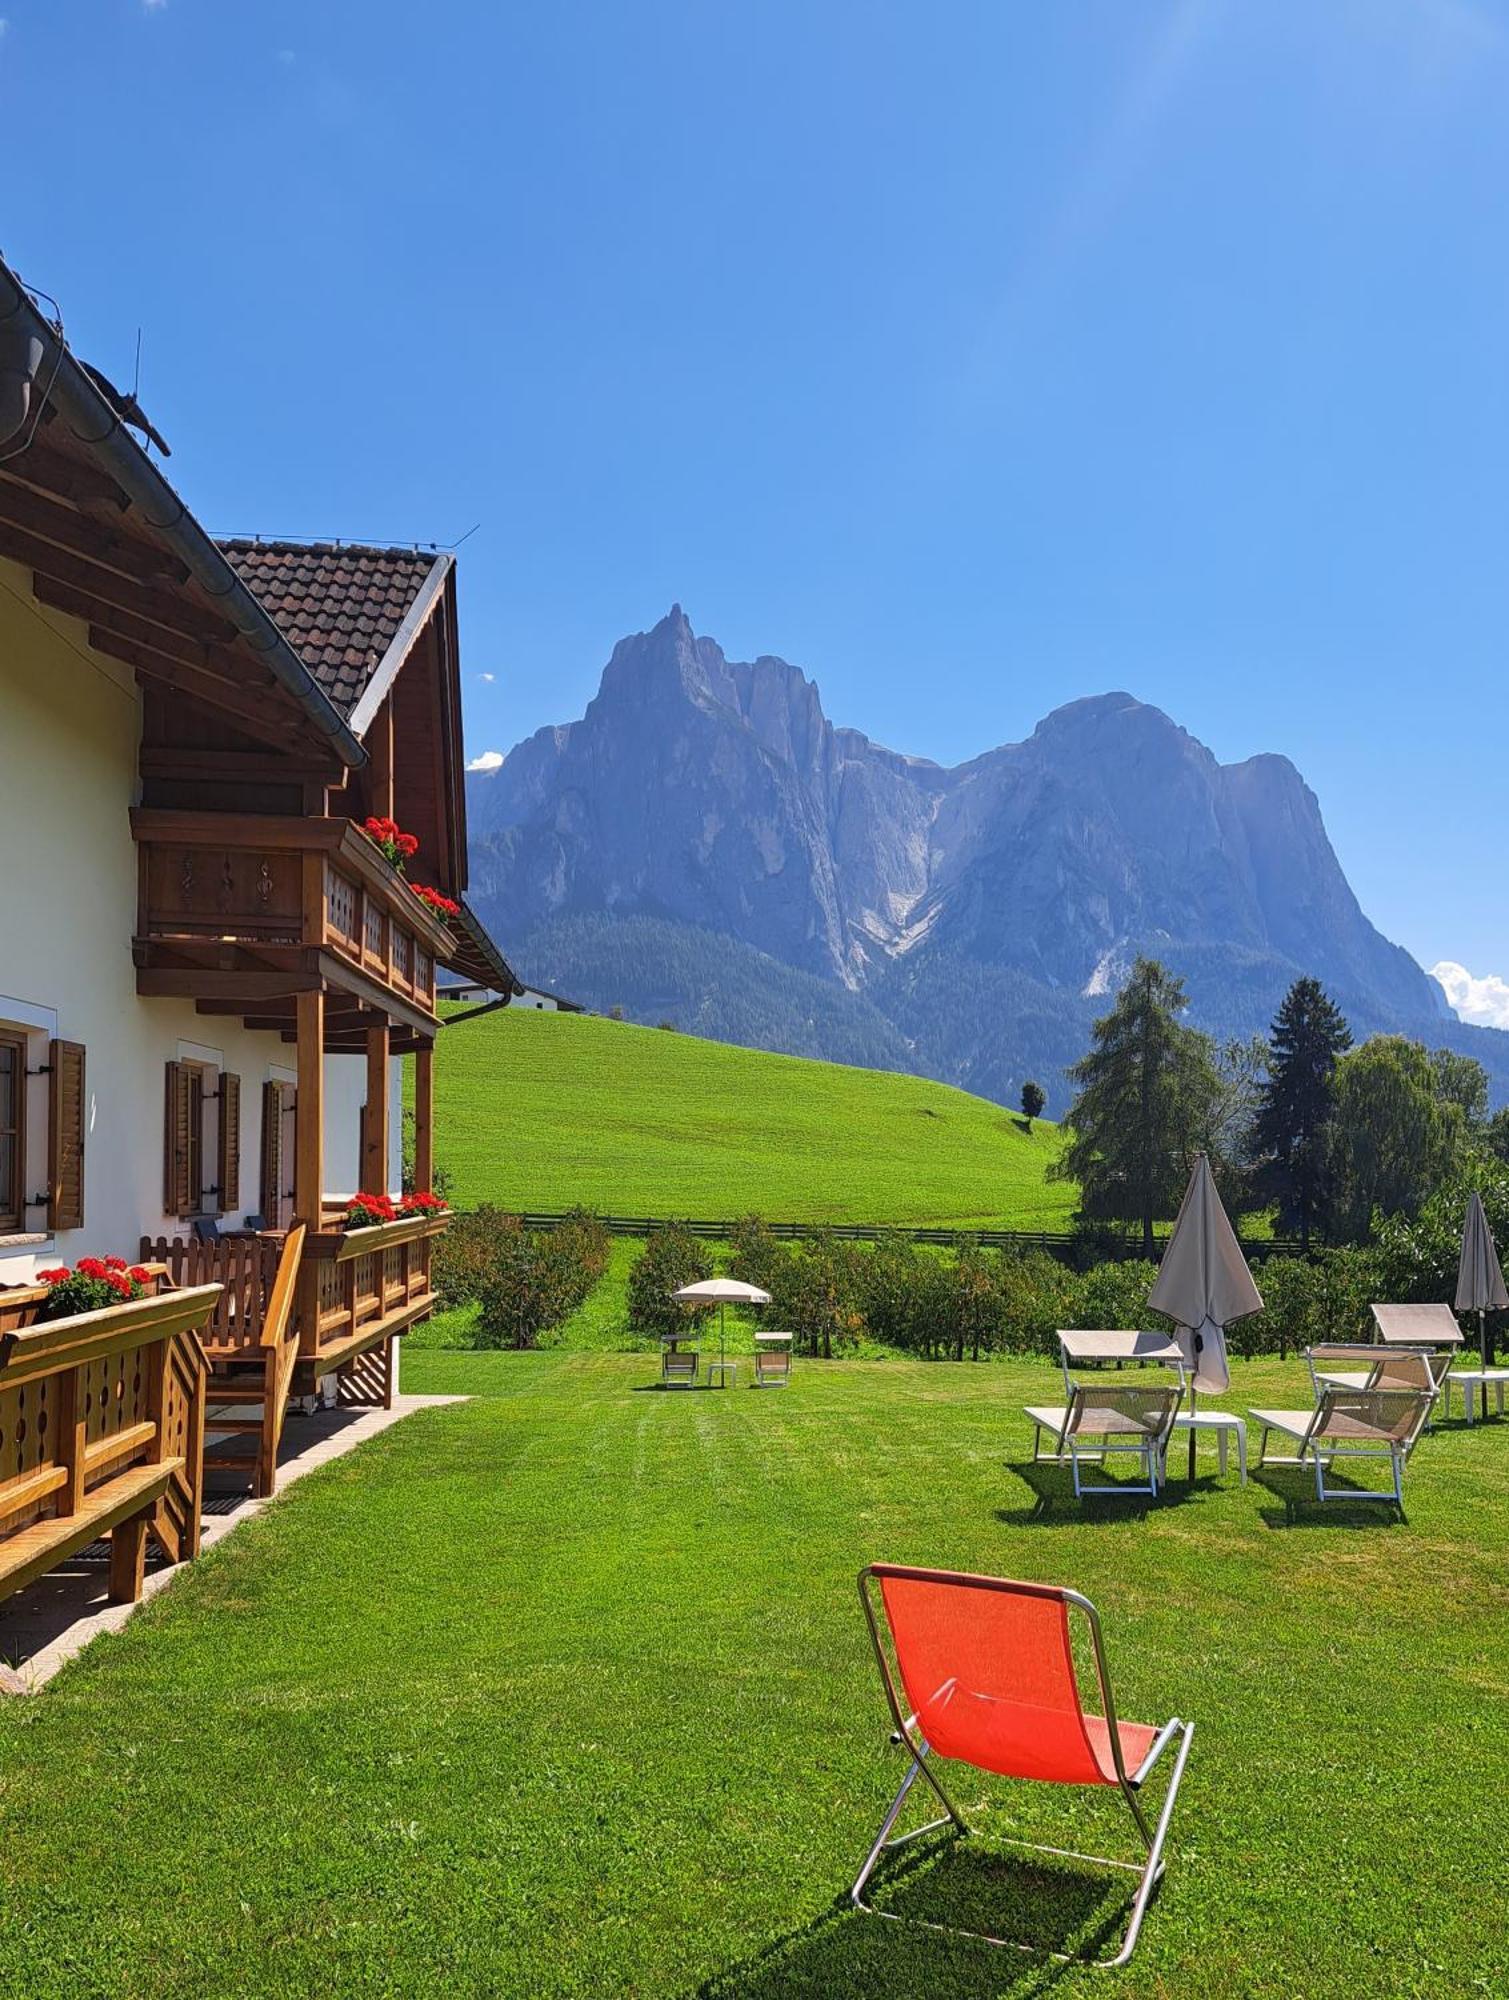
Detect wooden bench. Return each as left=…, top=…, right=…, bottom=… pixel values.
left=0, top=1285, right=218, bottom=1611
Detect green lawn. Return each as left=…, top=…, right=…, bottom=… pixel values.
left=1, top=1345, right=1504, bottom=1997
left=426, top=1005, right=1077, bottom=1228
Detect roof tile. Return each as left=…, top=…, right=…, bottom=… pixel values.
left=217, top=540, right=444, bottom=721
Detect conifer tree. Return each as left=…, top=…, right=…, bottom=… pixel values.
left=1249, top=977, right=1351, bottom=1249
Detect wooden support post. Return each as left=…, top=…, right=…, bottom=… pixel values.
left=414, top=1040, right=434, bottom=1195
left=295, top=987, right=325, bottom=1227
left=363, top=1021, right=390, bottom=1196
left=108, top=1514, right=149, bottom=1604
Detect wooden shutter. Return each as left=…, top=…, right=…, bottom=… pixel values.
left=217, top=1071, right=242, bottom=1214
left=260, top=1081, right=283, bottom=1221
left=46, top=1040, right=86, bottom=1232
left=164, top=1061, right=192, bottom=1216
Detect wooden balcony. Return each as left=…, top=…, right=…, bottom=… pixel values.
left=129, top=809, right=451, bottom=1047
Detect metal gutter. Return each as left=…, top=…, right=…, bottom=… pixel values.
left=0, top=256, right=366, bottom=769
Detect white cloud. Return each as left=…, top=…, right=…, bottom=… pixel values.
left=477, top=671, right=495, bottom=683
left=276, top=48, right=296, bottom=66
left=142, top=0, right=168, bottom=11
left=1432, top=960, right=1509, bottom=1030
left=466, top=749, right=504, bottom=774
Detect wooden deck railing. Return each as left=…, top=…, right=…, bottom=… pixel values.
left=296, top=1211, right=446, bottom=1384
left=0, top=1285, right=217, bottom=1608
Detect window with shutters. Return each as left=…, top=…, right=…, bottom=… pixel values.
left=0, top=1032, right=24, bottom=1233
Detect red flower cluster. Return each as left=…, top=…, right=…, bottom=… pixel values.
left=35, top=1257, right=154, bottom=1322
left=412, top=884, right=462, bottom=926
left=399, top=1191, right=449, bottom=1217
left=343, top=1191, right=398, bottom=1229
left=362, top=816, right=421, bottom=870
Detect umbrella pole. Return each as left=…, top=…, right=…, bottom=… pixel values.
left=1482, top=1309, right=1489, bottom=1423
left=1187, top=1380, right=1197, bottom=1482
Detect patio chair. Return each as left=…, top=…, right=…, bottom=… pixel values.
left=1025, top=1383, right=1183, bottom=1498
left=753, top=1332, right=793, bottom=1387
left=853, top=1564, right=1194, bottom=1968
left=660, top=1336, right=698, bottom=1388
left=1248, top=1383, right=1434, bottom=1506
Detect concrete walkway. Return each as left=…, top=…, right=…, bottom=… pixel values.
left=0, top=1392, right=466, bottom=1692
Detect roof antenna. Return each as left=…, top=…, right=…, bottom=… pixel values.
left=450, top=522, right=482, bottom=549
left=133, top=326, right=143, bottom=400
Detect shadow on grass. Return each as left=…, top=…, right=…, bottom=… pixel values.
left=997, top=1460, right=1209, bottom=1525
left=693, top=1834, right=1131, bottom=1999
left=1251, top=1463, right=1405, bottom=1528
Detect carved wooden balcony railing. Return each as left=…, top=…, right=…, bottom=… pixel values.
left=129, top=810, right=448, bottom=1028
left=293, top=1210, right=447, bottom=1393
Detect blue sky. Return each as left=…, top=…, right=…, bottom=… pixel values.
left=3, top=1, right=1506, bottom=1019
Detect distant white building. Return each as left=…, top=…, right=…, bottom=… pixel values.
left=439, top=978, right=583, bottom=1014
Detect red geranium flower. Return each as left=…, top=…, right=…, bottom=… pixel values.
left=77, top=1256, right=108, bottom=1278
left=38, top=1266, right=71, bottom=1284
left=129, top=1265, right=152, bottom=1285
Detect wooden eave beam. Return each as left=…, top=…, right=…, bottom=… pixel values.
left=0, top=518, right=239, bottom=644
left=93, top=632, right=299, bottom=748
left=1, top=436, right=132, bottom=511
left=0, top=475, right=188, bottom=585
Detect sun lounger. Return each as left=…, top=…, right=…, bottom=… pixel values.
left=1370, top=1303, right=1464, bottom=1347
left=1307, top=1343, right=1452, bottom=1428
left=1248, top=1383, right=1434, bottom=1506
left=753, top=1331, right=793, bottom=1387
left=1025, top=1383, right=1182, bottom=1498
left=853, top=1564, right=1193, bottom=1967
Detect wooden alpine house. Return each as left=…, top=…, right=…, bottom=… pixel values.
left=0, top=251, right=517, bottom=1528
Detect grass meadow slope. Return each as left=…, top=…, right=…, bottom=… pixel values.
left=426, top=1005, right=1076, bottom=1228
left=2, top=1346, right=1505, bottom=1997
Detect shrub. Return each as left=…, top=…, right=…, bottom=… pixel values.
left=471, top=1208, right=611, bottom=1350
left=996, top=1250, right=1080, bottom=1356
left=1069, top=1259, right=1162, bottom=1336
left=433, top=1203, right=503, bottom=1309
left=727, top=1215, right=791, bottom=1302
left=774, top=1233, right=867, bottom=1358
left=855, top=1234, right=947, bottom=1357
left=626, top=1224, right=713, bottom=1338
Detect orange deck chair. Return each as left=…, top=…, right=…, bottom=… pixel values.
left=854, top=1565, right=1194, bottom=1968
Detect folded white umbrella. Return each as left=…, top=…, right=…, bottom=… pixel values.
left=1455, top=1192, right=1508, bottom=1416
left=672, top=1277, right=772, bottom=1375
left=1147, top=1155, right=1263, bottom=1476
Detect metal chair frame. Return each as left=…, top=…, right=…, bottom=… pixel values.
left=1027, top=1383, right=1183, bottom=1498
left=1250, top=1384, right=1434, bottom=1506
left=853, top=1565, right=1193, bottom=1969
left=1307, top=1344, right=1451, bottom=1433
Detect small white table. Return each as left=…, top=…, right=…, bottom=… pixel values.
left=1167, top=1412, right=1247, bottom=1484
left=705, top=1358, right=738, bottom=1389
left=1445, top=1370, right=1509, bottom=1423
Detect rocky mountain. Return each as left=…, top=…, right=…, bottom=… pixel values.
left=467, top=607, right=1502, bottom=1110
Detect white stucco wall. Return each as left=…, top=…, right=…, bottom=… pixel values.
left=0, top=557, right=403, bottom=1284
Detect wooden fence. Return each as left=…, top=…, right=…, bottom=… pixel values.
left=491, top=1211, right=1307, bottom=1263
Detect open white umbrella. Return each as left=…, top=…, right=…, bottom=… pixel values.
left=671, top=1277, right=772, bottom=1380
left=1147, top=1154, right=1264, bottom=1478
left=1455, top=1191, right=1508, bottom=1419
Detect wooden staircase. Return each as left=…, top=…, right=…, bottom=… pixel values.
left=140, top=1227, right=305, bottom=1498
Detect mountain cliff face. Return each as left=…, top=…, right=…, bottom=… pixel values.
left=468, top=607, right=1479, bottom=1107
